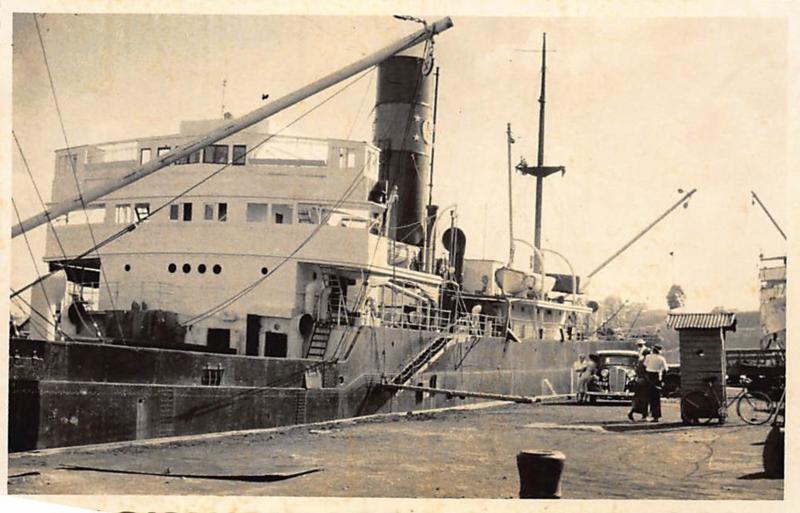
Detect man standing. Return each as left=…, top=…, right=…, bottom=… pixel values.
left=643, top=344, right=669, bottom=422
left=636, top=339, right=648, bottom=360
left=573, top=354, right=589, bottom=403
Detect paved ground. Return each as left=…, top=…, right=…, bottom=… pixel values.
left=8, top=399, right=782, bottom=500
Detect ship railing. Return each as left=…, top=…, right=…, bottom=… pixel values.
left=375, top=305, right=452, bottom=332
left=451, top=313, right=505, bottom=337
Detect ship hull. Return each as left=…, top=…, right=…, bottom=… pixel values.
left=9, top=331, right=634, bottom=451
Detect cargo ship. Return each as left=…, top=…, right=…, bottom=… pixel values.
left=9, top=17, right=636, bottom=451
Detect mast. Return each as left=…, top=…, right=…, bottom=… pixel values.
left=426, top=66, right=441, bottom=211
left=423, top=66, right=441, bottom=273
left=516, top=33, right=564, bottom=273
left=507, top=123, right=515, bottom=265
left=12, top=17, right=454, bottom=239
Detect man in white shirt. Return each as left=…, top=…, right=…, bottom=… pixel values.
left=643, top=345, right=669, bottom=421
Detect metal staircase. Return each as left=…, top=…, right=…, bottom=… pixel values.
left=392, top=336, right=451, bottom=386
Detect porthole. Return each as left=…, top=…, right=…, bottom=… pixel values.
left=213, top=264, right=222, bottom=274
left=124, top=264, right=131, bottom=272
left=168, top=263, right=177, bottom=273
left=198, top=264, right=207, bottom=274
left=182, top=263, right=191, bottom=273
left=261, top=267, right=268, bottom=275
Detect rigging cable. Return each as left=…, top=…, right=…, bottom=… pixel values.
left=33, top=13, right=125, bottom=339
left=12, top=131, right=70, bottom=260
left=345, top=68, right=376, bottom=140
left=11, top=198, right=52, bottom=319
left=10, top=291, right=76, bottom=342
left=12, top=131, right=104, bottom=341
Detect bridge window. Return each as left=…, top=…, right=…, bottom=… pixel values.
left=182, top=202, right=193, bottom=221
left=298, top=204, right=320, bottom=224
left=157, top=146, right=171, bottom=157
left=273, top=204, right=293, bottom=224
left=218, top=203, right=227, bottom=222
left=169, top=204, right=179, bottom=220
left=115, top=204, right=133, bottom=224
left=232, top=145, right=247, bottom=165
left=204, top=204, right=214, bottom=220
left=246, top=203, right=268, bottom=222
left=134, top=203, right=150, bottom=221
left=203, top=144, right=229, bottom=164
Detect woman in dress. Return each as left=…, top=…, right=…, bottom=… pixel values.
left=627, top=348, right=650, bottom=421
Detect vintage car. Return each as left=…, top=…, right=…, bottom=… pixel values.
left=585, top=349, right=639, bottom=403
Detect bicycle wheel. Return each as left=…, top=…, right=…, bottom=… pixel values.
left=736, top=390, right=774, bottom=425
left=681, top=391, right=717, bottom=425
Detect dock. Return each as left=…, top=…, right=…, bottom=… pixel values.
left=8, top=399, right=782, bottom=499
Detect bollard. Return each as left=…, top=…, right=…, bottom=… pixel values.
left=763, top=425, right=784, bottom=478
left=516, top=450, right=565, bottom=499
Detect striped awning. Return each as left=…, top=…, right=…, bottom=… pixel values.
left=666, top=312, right=737, bottom=331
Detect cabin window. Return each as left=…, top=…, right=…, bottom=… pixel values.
left=338, top=148, right=357, bottom=168
left=139, top=148, right=152, bottom=164
left=182, top=202, right=193, bottom=221
left=232, top=145, right=247, bottom=165
left=273, top=204, right=293, bottom=224
left=203, top=202, right=228, bottom=221
left=246, top=203, right=268, bottom=222
left=115, top=204, right=133, bottom=224
left=134, top=203, right=150, bottom=221
left=157, top=146, right=171, bottom=157
left=203, top=144, right=229, bottom=164
left=187, top=150, right=201, bottom=164
left=169, top=204, right=179, bottom=220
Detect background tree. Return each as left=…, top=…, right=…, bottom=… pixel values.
left=666, top=284, right=686, bottom=310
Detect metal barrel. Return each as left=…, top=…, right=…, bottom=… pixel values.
left=373, top=53, right=435, bottom=246
left=516, top=450, right=566, bottom=499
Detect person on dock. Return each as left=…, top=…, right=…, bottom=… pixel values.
left=627, top=347, right=651, bottom=421
left=643, top=344, right=669, bottom=422
left=573, top=354, right=595, bottom=404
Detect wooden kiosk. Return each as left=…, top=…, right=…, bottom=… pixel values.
left=666, top=312, right=737, bottom=424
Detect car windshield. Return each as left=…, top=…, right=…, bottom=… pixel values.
left=601, top=355, right=637, bottom=366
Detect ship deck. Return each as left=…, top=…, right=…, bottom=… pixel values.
left=8, top=398, right=782, bottom=501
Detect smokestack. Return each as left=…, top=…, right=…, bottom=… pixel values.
left=373, top=50, right=434, bottom=246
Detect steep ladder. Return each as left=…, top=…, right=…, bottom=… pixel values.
left=321, top=269, right=346, bottom=323
left=294, top=391, right=308, bottom=424
left=306, top=322, right=332, bottom=359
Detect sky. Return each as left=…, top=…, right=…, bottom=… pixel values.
left=8, top=11, right=789, bottom=313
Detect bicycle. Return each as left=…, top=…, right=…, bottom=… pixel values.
left=680, top=375, right=774, bottom=425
